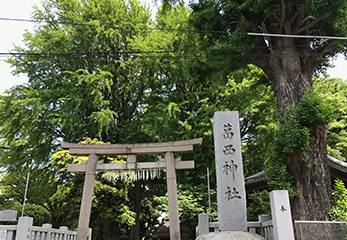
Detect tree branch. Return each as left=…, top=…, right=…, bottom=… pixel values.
left=293, top=12, right=331, bottom=35
left=280, top=0, right=286, bottom=24
left=288, top=9, right=303, bottom=25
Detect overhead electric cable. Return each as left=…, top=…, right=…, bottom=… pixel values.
left=0, top=17, right=95, bottom=26
left=2, top=17, right=347, bottom=40
left=0, top=40, right=345, bottom=59
left=248, top=32, right=347, bottom=40
left=0, top=17, right=232, bottom=34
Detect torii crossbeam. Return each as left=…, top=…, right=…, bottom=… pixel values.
left=61, top=138, right=202, bottom=240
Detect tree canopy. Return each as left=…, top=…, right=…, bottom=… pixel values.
left=188, top=0, right=347, bottom=221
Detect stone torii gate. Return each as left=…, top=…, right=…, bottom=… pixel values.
left=61, top=138, right=202, bottom=240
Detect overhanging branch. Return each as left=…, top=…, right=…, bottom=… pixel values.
left=293, top=12, right=331, bottom=35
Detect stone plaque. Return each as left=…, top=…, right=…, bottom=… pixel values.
left=213, top=111, right=247, bottom=231
left=0, top=209, right=18, bottom=222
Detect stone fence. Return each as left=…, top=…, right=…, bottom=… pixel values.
left=196, top=190, right=295, bottom=240
left=0, top=217, right=92, bottom=240
left=196, top=214, right=273, bottom=239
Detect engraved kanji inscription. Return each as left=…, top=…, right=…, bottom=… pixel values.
left=223, top=123, right=234, bottom=139
left=225, top=187, right=241, bottom=200
left=223, top=145, right=236, bottom=155
left=222, top=160, right=238, bottom=180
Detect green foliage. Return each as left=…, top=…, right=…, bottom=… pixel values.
left=1, top=0, right=156, bottom=171
left=93, top=180, right=135, bottom=227
left=330, top=179, right=347, bottom=221
left=314, top=77, right=347, bottom=161
left=189, top=0, right=347, bottom=65
left=274, top=90, right=331, bottom=157
left=247, top=191, right=271, bottom=221
left=296, top=90, right=333, bottom=129
left=264, top=90, right=332, bottom=195
left=188, top=0, right=347, bottom=221
left=12, top=204, right=51, bottom=226
left=264, top=107, right=308, bottom=195
left=264, top=154, right=295, bottom=195
left=0, top=168, right=57, bottom=207
left=277, top=107, right=312, bottom=156
left=155, top=183, right=217, bottom=239
left=45, top=185, right=79, bottom=229
left=49, top=139, right=135, bottom=237
left=139, top=196, right=162, bottom=239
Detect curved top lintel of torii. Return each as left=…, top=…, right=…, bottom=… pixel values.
left=60, top=138, right=203, bottom=156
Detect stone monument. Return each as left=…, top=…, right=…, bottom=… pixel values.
left=213, top=111, right=247, bottom=231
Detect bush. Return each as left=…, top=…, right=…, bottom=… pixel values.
left=12, top=204, right=51, bottom=226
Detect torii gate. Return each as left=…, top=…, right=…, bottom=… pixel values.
left=61, top=138, right=202, bottom=240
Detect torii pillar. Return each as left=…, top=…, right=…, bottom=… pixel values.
left=61, top=138, right=202, bottom=240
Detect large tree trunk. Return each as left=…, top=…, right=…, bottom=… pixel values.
left=289, top=126, right=331, bottom=221
left=258, top=47, right=332, bottom=221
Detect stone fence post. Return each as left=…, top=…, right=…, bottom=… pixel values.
left=88, top=228, right=92, bottom=240
left=270, top=190, right=295, bottom=240
left=42, top=223, right=52, bottom=239
left=15, top=217, right=33, bottom=240
left=59, top=226, right=68, bottom=239
left=196, top=214, right=209, bottom=237
left=258, top=214, right=271, bottom=237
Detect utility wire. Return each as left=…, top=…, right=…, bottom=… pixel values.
left=0, top=40, right=345, bottom=59
left=0, top=51, right=334, bottom=61
left=0, top=17, right=95, bottom=26
left=3, top=17, right=347, bottom=39
left=1, top=17, right=346, bottom=60
left=248, top=33, right=347, bottom=40
left=0, top=17, right=233, bottom=34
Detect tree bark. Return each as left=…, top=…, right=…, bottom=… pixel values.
left=258, top=48, right=332, bottom=221
left=289, top=126, right=331, bottom=221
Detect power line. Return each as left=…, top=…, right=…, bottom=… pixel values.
left=0, top=40, right=345, bottom=59
left=0, top=50, right=334, bottom=61
left=0, top=17, right=232, bottom=34
left=3, top=17, right=347, bottom=40
left=248, top=33, right=347, bottom=40
left=0, top=17, right=95, bottom=26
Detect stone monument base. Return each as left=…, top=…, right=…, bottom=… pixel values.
left=196, top=231, right=266, bottom=240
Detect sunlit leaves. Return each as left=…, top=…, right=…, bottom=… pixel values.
left=330, top=179, right=347, bottom=221
left=314, top=77, right=347, bottom=161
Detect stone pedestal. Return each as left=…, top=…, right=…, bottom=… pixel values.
left=196, top=231, right=266, bottom=240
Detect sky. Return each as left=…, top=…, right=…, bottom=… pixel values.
left=1, top=0, right=347, bottom=94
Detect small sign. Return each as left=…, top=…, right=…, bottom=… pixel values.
left=0, top=230, right=7, bottom=240
left=0, top=209, right=18, bottom=222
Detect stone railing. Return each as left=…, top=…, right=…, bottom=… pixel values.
left=196, top=190, right=295, bottom=240
left=0, top=225, right=16, bottom=240
left=0, top=217, right=92, bottom=240
left=248, top=215, right=273, bottom=240
left=196, top=214, right=273, bottom=239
